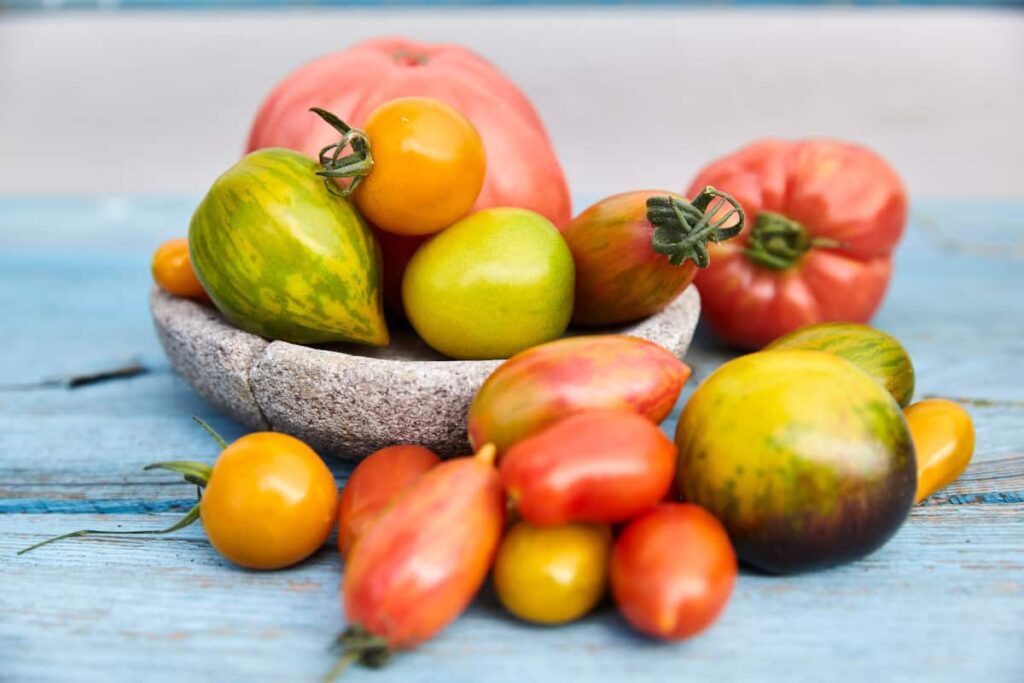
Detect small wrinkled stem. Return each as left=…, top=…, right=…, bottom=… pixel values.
left=310, top=108, right=374, bottom=197
left=324, top=626, right=393, bottom=681
left=745, top=211, right=846, bottom=270
left=647, top=186, right=745, bottom=268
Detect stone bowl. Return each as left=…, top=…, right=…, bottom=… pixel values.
left=150, top=286, right=700, bottom=459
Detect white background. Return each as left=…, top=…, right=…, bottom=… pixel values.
left=1, top=8, right=1022, bottom=200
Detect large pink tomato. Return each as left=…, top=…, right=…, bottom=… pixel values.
left=247, top=37, right=571, bottom=229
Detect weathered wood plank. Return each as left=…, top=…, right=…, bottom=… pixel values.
left=2, top=506, right=1022, bottom=683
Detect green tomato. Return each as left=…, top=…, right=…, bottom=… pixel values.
left=403, top=208, right=574, bottom=360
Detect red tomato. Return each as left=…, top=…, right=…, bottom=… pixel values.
left=336, top=444, right=440, bottom=558
left=611, top=503, right=737, bottom=640
left=342, top=445, right=504, bottom=654
left=247, top=37, right=570, bottom=229
left=686, top=139, right=908, bottom=349
left=499, top=409, right=676, bottom=526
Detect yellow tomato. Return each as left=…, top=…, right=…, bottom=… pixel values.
left=906, top=399, right=975, bottom=503
left=152, top=238, right=207, bottom=299
left=200, top=432, right=339, bottom=570
left=493, top=521, right=611, bottom=625
left=355, top=97, right=486, bottom=236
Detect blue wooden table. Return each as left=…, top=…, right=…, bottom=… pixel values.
left=1, top=196, right=1022, bottom=682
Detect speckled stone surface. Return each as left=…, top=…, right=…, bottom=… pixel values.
left=150, top=286, right=700, bottom=458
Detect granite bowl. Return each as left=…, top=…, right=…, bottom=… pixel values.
left=151, top=286, right=700, bottom=458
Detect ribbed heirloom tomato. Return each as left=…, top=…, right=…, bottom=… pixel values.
left=687, top=139, right=908, bottom=349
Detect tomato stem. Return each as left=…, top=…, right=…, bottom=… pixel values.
left=324, top=626, right=393, bottom=680
left=17, top=505, right=201, bottom=556
left=745, top=211, right=847, bottom=270
left=647, top=187, right=745, bottom=268
left=310, top=107, right=374, bottom=198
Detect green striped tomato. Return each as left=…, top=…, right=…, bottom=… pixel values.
left=189, top=149, right=388, bottom=345
left=765, top=322, right=914, bottom=407
left=676, top=350, right=916, bottom=574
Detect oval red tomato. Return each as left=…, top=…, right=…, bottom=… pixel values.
left=610, top=503, right=736, bottom=640
left=686, top=139, right=908, bottom=349
left=336, top=444, right=440, bottom=558
left=247, top=37, right=570, bottom=229
left=499, top=409, right=676, bottom=526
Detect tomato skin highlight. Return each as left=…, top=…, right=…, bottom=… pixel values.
left=337, top=445, right=440, bottom=558
left=493, top=522, right=611, bottom=625
left=200, top=432, right=339, bottom=570
left=611, top=503, right=736, bottom=640
left=152, top=238, right=207, bottom=300
left=906, top=399, right=975, bottom=503
left=343, top=448, right=504, bottom=649
left=562, top=191, right=699, bottom=326
left=354, top=97, right=486, bottom=236
left=499, top=409, right=677, bottom=526
left=468, top=335, right=690, bottom=453
left=687, top=139, right=908, bottom=349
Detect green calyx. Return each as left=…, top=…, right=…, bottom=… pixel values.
left=310, top=107, right=374, bottom=198
left=745, top=211, right=845, bottom=270
left=323, top=626, right=393, bottom=681
left=16, top=416, right=224, bottom=557
left=647, top=186, right=746, bottom=268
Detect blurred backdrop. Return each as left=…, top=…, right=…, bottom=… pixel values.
left=0, top=4, right=1022, bottom=199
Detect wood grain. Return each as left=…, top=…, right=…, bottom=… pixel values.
left=1, top=197, right=1023, bottom=682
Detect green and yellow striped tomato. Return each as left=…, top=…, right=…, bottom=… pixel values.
left=766, top=322, right=915, bottom=407
left=675, top=350, right=916, bottom=574
left=189, top=149, right=388, bottom=346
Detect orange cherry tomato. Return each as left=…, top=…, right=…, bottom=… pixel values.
left=337, top=444, right=440, bottom=557
left=356, top=97, right=486, bottom=236
left=611, top=503, right=736, bottom=640
left=200, top=432, right=339, bottom=570
left=906, top=399, right=975, bottom=503
left=152, top=238, right=207, bottom=299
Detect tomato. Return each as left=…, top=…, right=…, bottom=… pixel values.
left=315, top=97, right=486, bottom=236
left=198, top=432, right=338, bottom=570
left=493, top=521, right=611, bottom=625
left=610, top=503, right=736, bottom=640
left=337, top=445, right=503, bottom=671
left=766, top=322, right=915, bottom=407
left=500, top=409, right=676, bottom=526
left=337, top=444, right=440, bottom=557
left=468, top=335, right=690, bottom=454
left=19, top=421, right=338, bottom=572
left=562, top=188, right=743, bottom=326
left=189, top=149, right=387, bottom=346
left=152, top=238, right=207, bottom=300
left=686, top=139, right=908, bottom=349
left=247, top=37, right=570, bottom=229
left=905, top=399, right=975, bottom=503
left=676, top=350, right=915, bottom=573
left=402, top=207, right=574, bottom=360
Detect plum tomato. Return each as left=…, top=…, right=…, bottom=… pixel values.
left=905, top=399, right=975, bottom=503
left=611, top=504, right=736, bottom=640
left=493, top=521, right=612, bottom=625
left=152, top=238, right=207, bottom=300
left=337, top=444, right=440, bottom=557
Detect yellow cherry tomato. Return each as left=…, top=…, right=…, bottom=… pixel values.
left=355, top=97, right=486, bottom=236
left=152, top=238, right=207, bottom=299
left=906, top=399, right=975, bottom=503
left=493, top=521, right=611, bottom=625
left=200, top=432, right=339, bottom=570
